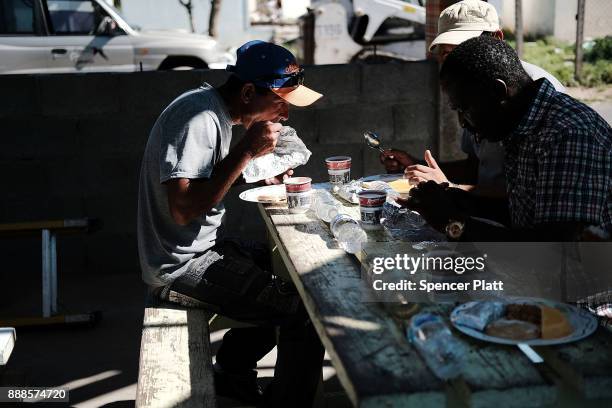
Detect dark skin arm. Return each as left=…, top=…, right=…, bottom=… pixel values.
left=165, top=121, right=282, bottom=226
left=380, top=149, right=479, bottom=186
left=398, top=181, right=584, bottom=241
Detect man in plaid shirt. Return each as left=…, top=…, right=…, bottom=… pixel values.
left=402, top=36, right=611, bottom=241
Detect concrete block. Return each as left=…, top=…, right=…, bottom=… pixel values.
left=438, top=89, right=466, bottom=161
left=39, top=73, right=121, bottom=117
left=78, top=118, right=121, bottom=157
left=201, top=69, right=231, bottom=87
left=121, top=115, right=158, bottom=154
left=362, top=145, right=390, bottom=177
left=83, top=192, right=137, bottom=234
left=304, top=64, right=361, bottom=109
left=84, top=232, right=139, bottom=275
left=361, top=61, right=438, bottom=105
left=392, top=103, right=437, bottom=156
left=316, top=104, right=393, bottom=145
left=45, top=157, right=88, bottom=196
left=0, top=193, right=85, bottom=221
left=54, top=234, right=88, bottom=276
left=284, top=109, right=317, bottom=143
left=78, top=116, right=154, bottom=157
left=1, top=160, right=51, bottom=197
left=0, top=75, right=40, bottom=118
left=119, top=70, right=205, bottom=116
left=34, top=118, right=81, bottom=158
left=1, top=119, right=42, bottom=159
left=79, top=154, right=141, bottom=196
left=1, top=119, right=79, bottom=160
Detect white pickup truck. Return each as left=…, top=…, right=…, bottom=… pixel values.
left=0, top=0, right=234, bottom=74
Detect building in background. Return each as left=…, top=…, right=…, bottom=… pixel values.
left=495, top=0, right=611, bottom=42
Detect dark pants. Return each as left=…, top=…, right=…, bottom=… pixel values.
left=167, top=239, right=324, bottom=408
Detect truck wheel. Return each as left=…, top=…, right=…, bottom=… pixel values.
left=159, top=57, right=208, bottom=70
left=351, top=49, right=412, bottom=64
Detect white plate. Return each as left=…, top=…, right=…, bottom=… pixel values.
left=451, top=297, right=598, bottom=346
left=239, top=184, right=287, bottom=204
left=360, top=173, right=406, bottom=183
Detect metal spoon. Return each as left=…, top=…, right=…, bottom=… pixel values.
left=364, top=130, right=386, bottom=153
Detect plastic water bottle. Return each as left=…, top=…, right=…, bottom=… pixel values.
left=312, top=190, right=340, bottom=222
left=407, top=313, right=466, bottom=380
left=330, top=214, right=367, bottom=254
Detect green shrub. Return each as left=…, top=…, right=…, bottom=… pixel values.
left=512, top=36, right=612, bottom=87
left=580, top=59, right=612, bottom=87
left=585, top=36, right=612, bottom=62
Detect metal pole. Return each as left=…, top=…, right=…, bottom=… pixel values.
left=515, top=0, right=524, bottom=58
left=208, top=0, right=222, bottom=38
left=575, top=0, right=586, bottom=82
left=42, top=229, right=51, bottom=318
left=50, top=232, right=58, bottom=315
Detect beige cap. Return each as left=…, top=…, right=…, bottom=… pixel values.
left=272, top=85, right=323, bottom=107
left=429, top=0, right=500, bottom=52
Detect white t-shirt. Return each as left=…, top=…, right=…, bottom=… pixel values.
left=137, top=83, right=233, bottom=287
left=461, top=61, right=566, bottom=188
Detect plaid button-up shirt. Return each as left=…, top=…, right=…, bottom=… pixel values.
left=504, top=79, right=612, bottom=232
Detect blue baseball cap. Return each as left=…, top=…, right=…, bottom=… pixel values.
left=226, top=40, right=322, bottom=107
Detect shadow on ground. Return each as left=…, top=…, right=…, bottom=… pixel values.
left=0, top=272, right=349, bottom=407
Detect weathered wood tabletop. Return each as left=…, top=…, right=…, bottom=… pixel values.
left=257, top=185, right=612, bottom=408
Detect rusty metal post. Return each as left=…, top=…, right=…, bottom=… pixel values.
left=515, top=0, right=524, bottom=58
left=575, top=0, right=586, bottom=82
left=299, top=9, right=315, bottom=65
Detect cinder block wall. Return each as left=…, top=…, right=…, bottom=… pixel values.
left=0, top=62, right=438, bottom=278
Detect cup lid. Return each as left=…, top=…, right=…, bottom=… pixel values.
left=284, top=176, right=312, bottom=185
left=325, top=156, right=352, bottom=162
left=358, top=190, right=387, bottom=198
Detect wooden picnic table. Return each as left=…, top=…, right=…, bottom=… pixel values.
left=257, top=183, right=612, bottom=408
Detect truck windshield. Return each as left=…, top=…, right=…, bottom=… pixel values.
left=97, top=0, right=138, bottom=30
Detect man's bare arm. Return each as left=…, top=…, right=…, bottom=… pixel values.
left=165, top=121, right=281, bottom=225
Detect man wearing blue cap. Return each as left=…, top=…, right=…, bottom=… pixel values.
left=137, top=40, right=324, bottom=406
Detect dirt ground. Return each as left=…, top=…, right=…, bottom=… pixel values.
left=566, top=85, right=612, bottom=103
left=567, top=85, right=612, bottom=124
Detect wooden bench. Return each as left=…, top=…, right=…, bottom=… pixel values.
left=136, top=288, right=255, bottom=408
left=136, top=292, right=217, bottom=408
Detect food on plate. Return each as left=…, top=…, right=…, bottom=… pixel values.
left=485, top=318, right=541, bottom=340
left=484, top=302, right=573, bottom=340
left=257, top=194, right=286, bottom=203
left=387, top=178, right=413, bottom=195
left=452, top=301, right=505, bottom=331
left=361, top=180, right=389, bottom=190
left=506, top=303, right=541, bottom=325
left=540, top=305, right=573, bottom=339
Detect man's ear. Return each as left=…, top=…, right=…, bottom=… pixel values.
left=493, top=79, right=508, bottom=103
left=241, top=83, right=256, bottom=104
left=494, top=30, right=504, bottom=41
